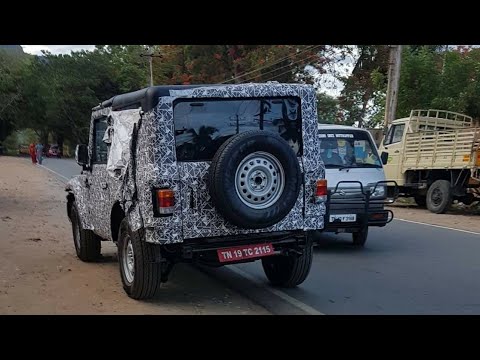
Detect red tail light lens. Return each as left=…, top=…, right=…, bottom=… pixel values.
left=315, top=179, right=327, bottom=196
left=156, top=189, right=175, bottom=215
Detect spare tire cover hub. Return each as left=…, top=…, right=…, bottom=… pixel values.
left=235, top=151, right=285, bottom=209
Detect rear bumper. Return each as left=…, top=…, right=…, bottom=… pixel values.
left=167, top=230, right=307, bottom=266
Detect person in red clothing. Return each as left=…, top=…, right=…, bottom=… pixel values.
left=29, top=143, right=37, bottom=164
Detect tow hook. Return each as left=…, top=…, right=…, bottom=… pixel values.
left=281, top=247, right=303, bottom=257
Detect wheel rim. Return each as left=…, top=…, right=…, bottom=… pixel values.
left=235, top=151, right=285, bottom=209
left=431, top=187, right=443, bottom=206
left=122, top=235, right=135, bottom=284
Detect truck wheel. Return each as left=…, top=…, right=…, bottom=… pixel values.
left=414, top=195, right=426, bottom=207
left=261, top=236, right=313, bottom=288
left=70, top=203, right=101, bottom=262
left=426, top=180, right=452, bottom=214
left=118, top=219, right=162, bottom=300
left=352, top=227, right=369, bottom=247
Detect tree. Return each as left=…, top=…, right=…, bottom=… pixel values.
left=0, top=50, right=29, bottom=141
left=338, top=45, right=389, bottom=127
left=317, top=93, right=339, bottom=124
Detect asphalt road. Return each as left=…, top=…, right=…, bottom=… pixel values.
left=40, top=158, right=480, bottom=314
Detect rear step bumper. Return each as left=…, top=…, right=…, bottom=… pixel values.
left=177, top=230, right=307, bottom=266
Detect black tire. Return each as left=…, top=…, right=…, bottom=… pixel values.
left=352, top=227, right=368, bottom=247
left=414, top=195, right=427, bottom=207
left=426, top=180, right=452, bottom=214
left=70, top=204, right=101, bottom=262
left=209, top=130, right=302, bottom=229
left=261, top=236, right=313, bottom=288
left=117, top=219, right=162, bottom=300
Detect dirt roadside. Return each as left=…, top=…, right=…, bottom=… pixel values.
left=387, top=200, right=480, bottom=233
left=0, top=156, right=269, bottom=314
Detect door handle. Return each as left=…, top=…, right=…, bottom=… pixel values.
left=101, top=182, right=108, bottom=189
left=84, top=178, right=90, bottom=188
left=394, top=150, right=399, bottom=153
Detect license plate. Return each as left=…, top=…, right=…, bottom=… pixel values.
left=217, top=243, right=275, bottom=263
left=329, top=214, right=357, bottom=223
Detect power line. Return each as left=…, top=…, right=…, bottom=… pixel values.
left=242, top=52, right=322, bottom=84
left=219, top=45, right=322, bottom=84
left=221, top=45, right=320, bottom=84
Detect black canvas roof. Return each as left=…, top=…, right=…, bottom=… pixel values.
left=92, top=84, right=217, bottom=112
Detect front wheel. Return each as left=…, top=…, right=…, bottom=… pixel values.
left=352, top=227, right=369, bottom=247
left=118, top=219, right=163, bottom=300
left=70, top=203, right=101, bottom=261
left=261, top=236, right=313, bottom=288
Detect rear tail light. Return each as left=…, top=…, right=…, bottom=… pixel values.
left=315, top=179, right=327, bottom=203
left=155, top=189, right=175, bottom=216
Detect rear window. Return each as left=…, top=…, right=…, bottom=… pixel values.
left=173, top=97, right=302, bottom=162
left=319, top=129, right=382, bottom=168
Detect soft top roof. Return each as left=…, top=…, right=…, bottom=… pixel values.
left=92, top=84, right=217, bottom=112
left=92, top=82, right=308, bottom=113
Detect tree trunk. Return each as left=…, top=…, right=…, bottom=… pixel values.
left=42, top=130, right=49, bottom=148
left=56, top=134, right=64, bottom=155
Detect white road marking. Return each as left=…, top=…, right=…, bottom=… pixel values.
left=37, top=164, right=69, bottom=183
left=394, top=218, right=480, bottom=236
left=230, top=265, right=324, bottom=315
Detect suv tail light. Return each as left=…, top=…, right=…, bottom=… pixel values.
left=154, top=189, right=175, bottom=216
left=315, top=179, right=327, bottom=203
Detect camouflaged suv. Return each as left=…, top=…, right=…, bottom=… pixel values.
left=66, top=83, right=326, bottom=300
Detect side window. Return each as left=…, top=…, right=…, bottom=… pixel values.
left=93, top=117, right=108, bottom=164
left=384, top=124, right=405, bottom=145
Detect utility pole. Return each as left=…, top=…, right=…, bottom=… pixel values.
left=384, top=45, right=403, bottom=134
left=140, top=46, right=162, bottom=87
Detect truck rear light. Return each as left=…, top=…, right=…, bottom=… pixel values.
left=315, top=179, right=327, bottom=202
left=155, top=189, right=175, bottom=215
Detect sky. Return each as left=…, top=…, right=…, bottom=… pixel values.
left=21, top=45, right=95, bottom=55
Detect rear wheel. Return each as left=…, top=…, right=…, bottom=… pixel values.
left=70, top=204, right=101, bottom=262
left=118, top=219, right=162, bottom=300
left=426, top=180, right=452, bottom=214
left=261, top=236, right=313, bottom=288
left=352, top=227, right=368, bottom=247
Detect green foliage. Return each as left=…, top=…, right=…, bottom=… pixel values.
left=317, top=93, right=338, bottom=124
left=0, top=49, right=30, bottom=141
left=0, top=45, right=338, bottom=146
left=397, top=46, right=480, bottom=120
left=338, top=45, right=389, bottom=127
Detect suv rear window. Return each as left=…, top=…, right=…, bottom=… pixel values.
left=173, top=97, right=302, bottom=162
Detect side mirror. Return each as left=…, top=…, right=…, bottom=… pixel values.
left=75, top=144, right=89, bottom=167
left=381, top=151, right=389, bottom=165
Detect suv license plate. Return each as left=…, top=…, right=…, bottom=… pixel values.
left=329, top=214, right=357, bottom=223
left=217, top=243, right=274, bottom=263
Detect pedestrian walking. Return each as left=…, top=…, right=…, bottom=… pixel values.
left=35, top=143, right=44, bottom=165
